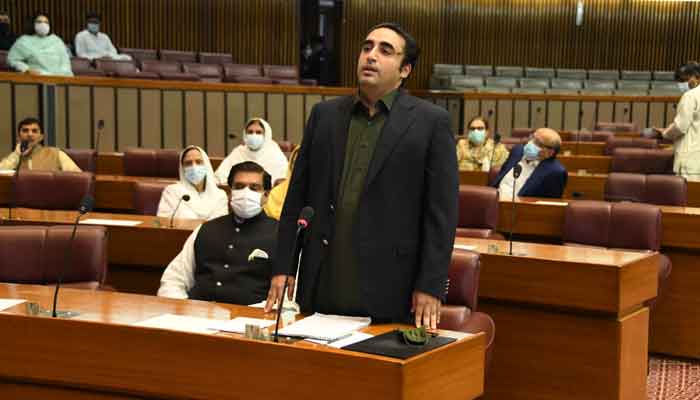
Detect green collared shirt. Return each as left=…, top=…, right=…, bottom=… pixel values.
left=315, top=89, right=398, bottom=316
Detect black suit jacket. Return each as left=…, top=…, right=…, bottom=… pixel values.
left=273, top=90, right=458, bottom=320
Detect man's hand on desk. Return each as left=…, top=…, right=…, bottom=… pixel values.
left=264, top=274, right=295, bottom=312
left=412, top=291, right=441, bottom=330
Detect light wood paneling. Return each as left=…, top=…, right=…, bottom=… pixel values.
left=93, top=87, right=115, bottom=151
left=0, top=83, right=12, bottom=152
left=140, top=89, right=161, bottom=149
left=184, top=91, right=205, bottom=149
left=116, top=88, right=139, bottom=151
left=162, top=91, right=183, bottom=149
left=67, top=86, right=91, bottom=149
left=205, top=92, right=226, bottom=158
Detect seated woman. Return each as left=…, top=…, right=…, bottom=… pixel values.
left=157, top=146, right=228, bottom=220
left=8, top=12, right=73, bottom=77
left=215, top=118, right=288, bottom=185
left=263, top=145, right=299, bottom=220
left=457, top=116, right=509, bottom=171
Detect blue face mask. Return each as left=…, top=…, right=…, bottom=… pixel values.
left=244, top=134, right=265, bottom=151
left=184, top=164, right=207, bottom=185
left=87, top=23, right=100, bottom=34
left=468, top=129, right=486, bottom=145
left=523, top=141, right=541, bottom=161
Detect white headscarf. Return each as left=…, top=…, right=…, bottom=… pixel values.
left=157, top=145, right=229, bottom=220
left=214, top=118, right=289, bottom=185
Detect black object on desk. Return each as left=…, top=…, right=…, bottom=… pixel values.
left=342, top=330, right=456, bottom=359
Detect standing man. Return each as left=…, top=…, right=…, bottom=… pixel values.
left=265, top=23, right=458, bottom=329
left=654, top=61, right=700, bottom=181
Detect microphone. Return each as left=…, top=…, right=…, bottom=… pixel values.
left=7, top=140, right=31, bottom=221
left=50, top=195, right=95, bottom=318
left=95, top=119, right=104, bottom=152
left=169, top=194, right=190, bottom=228
left=274, top=206, right=314, bottom=342
left=488, top=132, right=502, bottom=171
left=509, top=164, right=523, bottom=256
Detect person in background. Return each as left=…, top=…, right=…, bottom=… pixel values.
left=654, top=61, right=700, bottom=181
left=0, top=117, right=80, bottom=172
left=8, top=12, right=72, bottom=76
left=0, top=11, right=18, bottom=51
left=157, top=161, right=277, bottom=305
left=214, top=118, right=288, bottom=185
left=157, top=145, right=228, bottom=220
left=492, top=128, right=567, bottom=200
left=457, top=116, right=509, bottom=171
left=74, top=12, right=131, bottom=61
left=263, top=145, right=299, bottom=220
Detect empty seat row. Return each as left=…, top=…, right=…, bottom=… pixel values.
left=118, top=48, right=234, bottom=65
left=433, top=64, right=673, bottom=81
left=69, top=59, right=315, bottom=85
left=445, top=75, right=678, bottom=92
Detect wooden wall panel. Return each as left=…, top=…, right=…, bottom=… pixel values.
left=0, top=0, right=298, bottom=66
left=341, top=0, right=700, bottom=89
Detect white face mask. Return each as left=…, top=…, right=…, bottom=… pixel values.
left=34, top=22, right=50, bottom=36
left=678, top=81, right=691, bottom=93
left=244, top=134, right=264, bottom=151
left=230, top=187, right=263, bottom=219
left=184, top=164, right=207, bottom=186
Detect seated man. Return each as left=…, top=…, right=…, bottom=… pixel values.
left=158, top=161, right=277, bottom=305
left=0, top=117, right=81, bottom=171
left=491, top=127, right=567, bottom=199
left=74, top=12, right=131, bottom=61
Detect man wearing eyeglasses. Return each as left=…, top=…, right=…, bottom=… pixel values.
left=492, top=128, right=568, bottom=200
left=266, top=22, right=458, bottom=330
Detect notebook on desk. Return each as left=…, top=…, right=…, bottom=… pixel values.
left=342, top=330, right=456, bottom=359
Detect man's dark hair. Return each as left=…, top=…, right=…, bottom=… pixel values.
left=366, top=22, right=420, bottom=81
left=227, top=161, right=272, bottom=191
left=86, top=11, right=100, bottom=21
left=17, top=117, right=42, bottom=133
left=675, top=61, right=700, bottom=82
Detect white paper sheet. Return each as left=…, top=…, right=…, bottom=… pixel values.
left=80, top=218, right=143, bottom=227
left=454, top=244, right=477, bottom=251
left=0, top=299, right=26, bottom=311
left=277, top=313, right=371, bottom=341
left=535, top=200, right=569, bottom=206
left=209, top=317, right=275, bottom=334
left=310, top=332, right=374, bottom=348
left=133, top=314, right=219, bottom=334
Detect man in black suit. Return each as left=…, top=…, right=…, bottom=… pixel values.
left=265, top=22, right=458, bottom=329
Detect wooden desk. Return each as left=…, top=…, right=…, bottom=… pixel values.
left=0, top=174, right=177, bottom=212
left=97, top=152, right=225, bottom=176
left=496, top=198, right=700, bottom=359
left=560, top=141, right=606, bottom=155
left=460, top=170, right=700, bottom=207
left=0, top=284, right=485, bottom=400
left=456, top=237, right=655, bottom=400
left=0, top=208, right=198, bottom=294
left=558, top=155, right=612, bottom=174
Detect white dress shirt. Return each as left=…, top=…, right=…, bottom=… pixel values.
left=664, top=85, right=700, bottom=181
left=157, top=226, right=201, bottom=299
left=499, top=158, right=540, bottom=200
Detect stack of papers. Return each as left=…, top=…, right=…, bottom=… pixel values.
left=0, top=299, right=26, bottom=311
left=277, top=313, right=371, bottom=341
left=80, top=219, right=143, bottom=227
left=133, top=314, right=219, bottom=334
left=209, top=317, right=275, bottom=334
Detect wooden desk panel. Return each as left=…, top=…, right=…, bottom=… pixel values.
left=496, top=198, right=700, bottom=359
left=0, top=284, right=485, bottom=400
left=560, top=141, right=606, bottom=155
left=455, top=237, right=654, bottom=400
left=558, top=155, right=612, bottom=174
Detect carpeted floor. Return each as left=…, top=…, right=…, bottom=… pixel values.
left=648, top=356, right=700, bottom=400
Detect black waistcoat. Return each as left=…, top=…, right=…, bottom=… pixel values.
left=189, top=213, right=277, bottom=305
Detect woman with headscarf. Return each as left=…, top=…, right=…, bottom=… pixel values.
left=8, top=12, right=72, bottom=76
left=215, top=118, right=288, bottom=185
left=457, top=116, right=509, bottom=171
left=264, top=145, right=300, bottom=220
left=157, top=145, right=228, bottom=220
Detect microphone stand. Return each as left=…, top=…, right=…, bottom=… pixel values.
left=49, top=198, right=93, bottom=318
left=509, top=164, right=522, bottom=256
left=273, top=224, right=305, bottom=342
left=169, top=195, right=189, bottom=228
left=8, top=142, right=28, bottom=222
